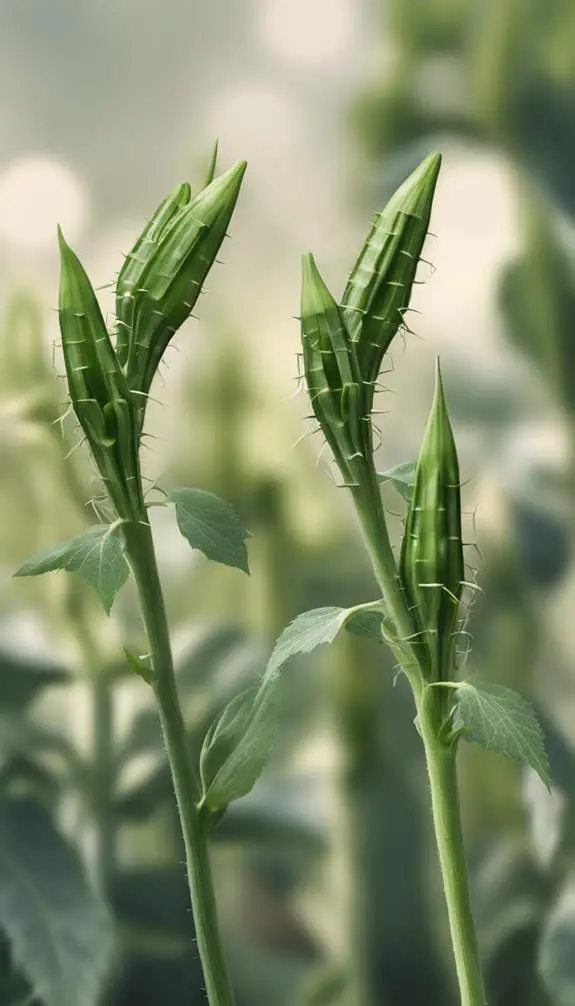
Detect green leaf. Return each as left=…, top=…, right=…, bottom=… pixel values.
left=200, top=678, right=280, bottom=813
left=123, top=647, right=153, bottom=685
left=454, top=682, right=551, bottom=787
left=14, top=525, right=129, bottom=615
left=0, top=799, right=113, bottom=1006
left=378, top=460, right=417, bottom=500
left=266, top=604, right=382, bottom=679
left=169, top=488, right=250, bottom=574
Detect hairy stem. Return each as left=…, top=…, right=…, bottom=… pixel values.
left=418, top=689, right=486, bottom=1006
left=123, top=519, right=235, bottom=1006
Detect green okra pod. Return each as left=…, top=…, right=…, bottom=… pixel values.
left=341, top=152, right=442, bottom=412
left=123, top=160, right=247, bottom=421
left=58, top=228, right=143, bottom=519
left=300, top=253, right=370, bottom=483
left=399, top=359, right=464, bottom=680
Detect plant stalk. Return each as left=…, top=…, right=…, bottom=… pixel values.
left=418, top=690, right=486, bottom=1006
left=351, top=475, right=485, bottom=1006
left=123, top=518, right=236, bottom=1006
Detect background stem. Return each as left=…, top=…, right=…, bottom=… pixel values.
left=91, top=675, right=116, bottom=889
left=123, top=519, right=236, bottom=1006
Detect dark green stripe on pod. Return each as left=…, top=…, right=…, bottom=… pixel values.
left=115, top=181, right=192, bottom=368
left=399, top=360, right=464, bottom=680
left=124, top=160, right=247, bottom=422
left=341, top=152, right=441, bottom=412
left=300, top=253, right=370, bottom=481
left=58, top=227, right=142, bottom=518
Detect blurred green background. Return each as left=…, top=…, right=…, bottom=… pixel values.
left=2, top=1, right=575, bottom=1004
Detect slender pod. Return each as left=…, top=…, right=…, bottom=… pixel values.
left=124, top=161, right=247, bottom=422
left=300, top=253, right=370, bottom=482
left=399, top=359, right=464, bottom=680
left=58, top=228, right=143, bottom=519
left=115, top=181, right=192, bottom=367
left=341, top=152, right=442, bottom=411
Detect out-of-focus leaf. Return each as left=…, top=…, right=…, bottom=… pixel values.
left=297, top=961, right=349, bottom=1006
left=499, top=208, right=575, bottom=417
left=211, top=797, right=325, bottom=853
left=510, top=76, right=575, bottom=222
left=510, top=499, right=570, bottom=591
left=454, top=682, right=550, bottom=787
left=175, top=624, right=247, bottom=692
left=0, top=647, right=70, bottom=710
left=169, top=488, right=250, bottom=573
left=109, top=867, right=194, bottom=937
left=539, top=886, right=575, bottom=1006
left=534, top=706, right=575, bottom=799
left=0, top=799, right=113, bottom=1006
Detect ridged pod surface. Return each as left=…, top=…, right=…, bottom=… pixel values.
left=58, top=228, right=142, bottom=519
left=115, top=181, right=192, bottom=368
left=399, top=360, right=464, bottom=680
left=124, top=161, right=247, bottom=422
left=300, top=253, right=370, bottom=483
left=341, top=152, right=441, bottom=412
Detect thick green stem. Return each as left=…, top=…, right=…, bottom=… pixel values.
left=123, top=519, right=235, bottom=1006
left=418, top=691, right=486, bottom=1006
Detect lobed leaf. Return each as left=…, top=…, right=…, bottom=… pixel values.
left=454, top=682, right=550, bottom=788
left=14, top=525, right=129, bottom=615
left=169, top=488, right=250, bottom=574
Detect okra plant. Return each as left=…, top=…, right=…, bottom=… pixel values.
left=267, top=151, right=551, bottom=1006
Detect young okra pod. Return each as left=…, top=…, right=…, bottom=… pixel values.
left=300, top=253, right=371, bottom=483
left=123, top=160, right=247, bottom=422
left=58, top=228, right=143, bottom=519
left=399, top=360, right=464, bottom=680
left=341, top=152, right=441, bottom=412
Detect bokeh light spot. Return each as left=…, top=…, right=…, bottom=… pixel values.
left=0, top=157, right=87, bottom=250
left=257, top=0, right=356, bottom=69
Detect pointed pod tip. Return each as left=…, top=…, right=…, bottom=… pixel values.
left=300, top=252, right=336, bottom=318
